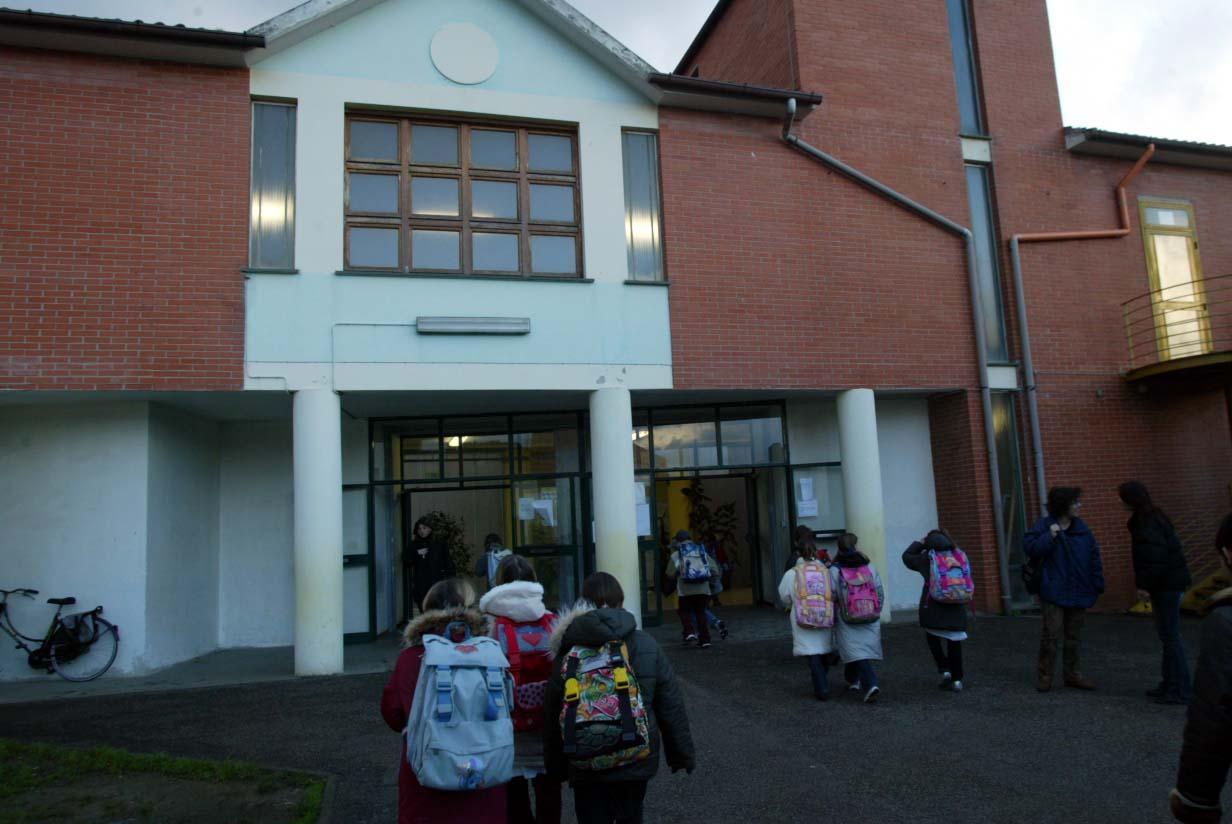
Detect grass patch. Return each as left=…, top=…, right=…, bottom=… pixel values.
left=0, top=738, right=326, bottom=824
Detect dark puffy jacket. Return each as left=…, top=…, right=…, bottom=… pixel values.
left=544, top=606, right=695, bottom=785
left=1173, top=590, right=1232, bottom=820
left=1128, top=511, right=1192, bottom=594
left=902, top=541, right=969, bottom=632
left=1024, top=516, right=1105, bottom=609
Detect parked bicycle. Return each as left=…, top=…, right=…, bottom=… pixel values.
left=0, top=588, right=119, bottom=682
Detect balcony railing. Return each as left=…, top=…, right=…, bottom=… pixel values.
left=1122, top=273, right=1232, bottom=378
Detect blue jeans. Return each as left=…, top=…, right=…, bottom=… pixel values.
left=844, top=659, right=878, bottom=690
left=705, top=608, right=722, bottom=628
left=805, top=654, right=830, bottom=697
left=1151, top=590, right=1192, bottom=701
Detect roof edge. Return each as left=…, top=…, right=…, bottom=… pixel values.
left=674, top=0, right=732, bottom=75
left=0, top=8, right=262, bottom=48
left=1065, top=127, right=1232, bottom=172
left=649, top=73, right=821, bottom=119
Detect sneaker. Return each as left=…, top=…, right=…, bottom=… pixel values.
left=863, top=685, right=881, bottom=704
left=938, top=671, right=954, bottom=689
left=684, top=633, right=698, bottom=644
left=717, top=620, right=729, bottom=640
left=951, top=680, right=964, bottom=692
left=699, top=642, right=712, bottom=649
left=847, top=681, right=862, bottom=692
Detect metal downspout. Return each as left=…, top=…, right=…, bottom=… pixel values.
left=1009, top=144, right=1155, bottom=516
left=780, top=98, right=1013, bottom=614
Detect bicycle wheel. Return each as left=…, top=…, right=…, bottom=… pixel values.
left=50, top=615, right=118, bottom=682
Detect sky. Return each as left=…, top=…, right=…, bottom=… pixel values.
left=17, top=0, right=1232, bottom=146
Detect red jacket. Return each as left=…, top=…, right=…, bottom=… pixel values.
left=379, top=608, right=505, bottom=824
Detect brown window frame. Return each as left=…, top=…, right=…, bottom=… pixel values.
left=344, top=114, right=583, bottom=278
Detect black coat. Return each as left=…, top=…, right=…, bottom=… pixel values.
left=1175, top=589, right=1232, bottom=814
left=1128, top=511, right=1192, bottom=594
left=902, top=542, right=969, bottom=633
left=545, top=606, right=695, bottom=784
left=405, top=538, right=455, bottom=604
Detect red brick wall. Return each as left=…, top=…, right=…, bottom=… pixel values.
left=680, top=0, right=799, bottom=90
left=0, top=48, right=249, bottom=390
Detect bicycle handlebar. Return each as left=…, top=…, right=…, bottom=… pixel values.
left=0, top=588, right=38, bottom=597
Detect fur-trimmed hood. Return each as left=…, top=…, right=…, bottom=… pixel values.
left=548, top=602, right=636, bottom=658
left=479, top=580, right=547, bottom=623
left=401, top=606, right=489, bottom=647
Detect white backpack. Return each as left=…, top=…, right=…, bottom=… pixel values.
left=405, top=623, right=515, bottom=791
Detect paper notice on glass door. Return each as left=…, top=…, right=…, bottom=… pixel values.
left=533, top=498, right=556, bottom=526
left=636, top=503, right=652, bottom=537
left=798, top=477, right=815, bottom=502
left=796, top=499, right=819, bottom=518
left=518, top=497, right=536, bottom=521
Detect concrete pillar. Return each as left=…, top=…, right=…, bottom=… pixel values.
left=837, top=388, right=890, bottom=621
left=292, top=388, right=344, bottom=675
left=588, top=387, right=641, bottom=626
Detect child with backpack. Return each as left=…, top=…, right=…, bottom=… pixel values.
left=777, top=533, right=837, bottom=700
left=479, top=555, right=561, bottom=824
left=380, top=577, right=508, bottom=824
left=902, top=529, right=973, bottom=691
left=545, top=572, right=695, bottom=824
left=473, top=533, right=513, bottom=591
left=832, top=532, right=885, bottom=703
left=665, top=530, right=721, bottom=648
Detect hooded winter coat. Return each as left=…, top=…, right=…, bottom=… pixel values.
left=1024, top=516, right=1105, bottom=609
left=544, top=605, right=695, bottom=785
left=830, top=550, right=884, bottom=663
left=902, top=539, right=970, bottom=633
left=380, top=607, right=504, bottom=824
left=406, top=520, right=455, bottom=609
left=479, top=580, right=557, bottom=778
left=777, top=559, right=837, bottom=656
left=1127, top=511, right=1192, bottom=594
left=1173, top=587, right=1232, bottom=821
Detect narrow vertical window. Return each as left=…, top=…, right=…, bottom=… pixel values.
left=965, top=164, right=1008, bottom=362
left=622, top=131, right=664, bottom=281
left=249, top=101, right=296, bottom=270
left=945, top=0, right=985, bottom=136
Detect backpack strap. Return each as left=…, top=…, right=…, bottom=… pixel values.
left=435, top=665, right=454, bottom=721
left=608, top=641, right=638, bottom=744
left=498, top=618, right=522, bottom=673
left=485, top=667, right=506, bottom=721
left=561, top=654, right=581, bottom=756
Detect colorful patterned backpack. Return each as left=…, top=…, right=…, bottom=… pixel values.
left=928, top=547, right=975, bottom=603
left=793, top=560, right=836, bottom=629
left=493, top=613, right=557, bottom=733
left=677, top=542, right=712, bottom=582
left=559, top=640, right=652, bottom=772
left=838, top=564, right=882, bottom=624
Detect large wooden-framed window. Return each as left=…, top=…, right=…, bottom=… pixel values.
left=344, top=114, right=582, bottom=277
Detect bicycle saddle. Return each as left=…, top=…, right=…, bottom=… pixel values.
left=47, top=597, right=76, bottom=606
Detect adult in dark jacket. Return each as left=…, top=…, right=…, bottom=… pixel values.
left=903, top=530, right=970, bottom=691
left=405, top=517, right=455, bottom=618
left=1024, top=486, right=1105, bottom=692
left=544, top=572, right=694, bottom=824
left=380, top=578, right=504, bottom=824
left=1170, top=513, right=1232, bottom=824
left=1119, top=481, right=1193, bottom=705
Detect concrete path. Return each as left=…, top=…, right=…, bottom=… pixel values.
left=0, top=610, right=1219, bottom=823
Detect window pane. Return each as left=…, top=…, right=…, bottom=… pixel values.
left=411, top=177, right=459, bottom=216
left=529, top=134, right=573, bottom=172
left=472, top=180, right=518, bottom=219
left=250, top=102, right=296, bottom=269
left=652, top=409, right=717, bottom=469
left=530, top=235, right=576, bottom=275
left=348, top=226, right=399, bottom=268
left=349, top=173, right=399, bottom=214
left=790, top=466, right=845, bottom=531
left=350, top=120, right=398, bottom=161
left=992, top=393, right=1029, bottom=602
left=622, top=132, right=664, bottom=281
left=1145, top=207, right=1190, bottom=228
left=515, top=479, right=574, bottom=547
left=472, top=129, right=517, bottom=169
left=720, top=407, right=785, bottom=465
left=514, top=414, right=580, bottom=474
left=1152, top=234, right=1197, bottom=296
left=473, top=232, right=519, bottom=271
left=411, top=125, right=458, bottom=166
left=412, top=229, right=459, bottom=270
left=945, top=0, right=984, bottom=134
left=445, top=417, right=511, bottom=478
left=965, top=164, right=1008, bottom=362
left=530, top=184, right=575, bottom=222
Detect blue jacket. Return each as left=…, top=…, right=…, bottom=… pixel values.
left=1024, top=516, right=1106, bottom=608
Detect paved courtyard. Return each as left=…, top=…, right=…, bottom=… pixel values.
left=0, top=609, right=1218, bottom=823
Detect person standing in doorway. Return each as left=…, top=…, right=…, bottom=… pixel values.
left=665, top=530, right=720, bottom=649
left=1025, top=487, right=1105, bottom=692
left=405, top=517, right=456, bottom=619
left=1118, top=481, right=1193, bottom=705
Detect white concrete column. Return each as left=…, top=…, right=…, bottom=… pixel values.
left=588, top=387, right=641, bottom=627
left=837, top=388, right=890, bottom=621
left=292, top=388, right=344, bottom=675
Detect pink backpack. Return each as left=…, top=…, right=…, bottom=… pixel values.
left=793, top=561, right=835, bottom=629
left=838, top=564, right=882, bottom=624
left=928, top=548, right=975, bottom=603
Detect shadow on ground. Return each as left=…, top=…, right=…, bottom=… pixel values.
left=0, top=610, right=1218, bottom=823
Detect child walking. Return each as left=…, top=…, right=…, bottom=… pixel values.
left=778, top=533, right=837, bottom=700
left=665, top=530, right=721, bottom=648
left=903, top=530, right=971, bottom=691
left=480, top=555, right=560, bottom=824
left=832, top=533, right=885, bottom=703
